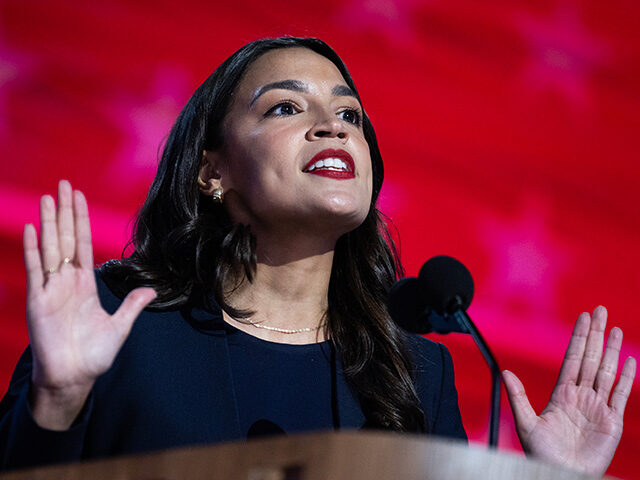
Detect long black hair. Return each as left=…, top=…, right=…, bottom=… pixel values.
left=101, top=37, right=426, bottom=432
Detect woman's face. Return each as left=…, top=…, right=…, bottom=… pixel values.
left=204, top=47, right=373, bottom=242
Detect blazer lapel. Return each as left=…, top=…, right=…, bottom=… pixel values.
left=181, top=303, right=242, bottom=441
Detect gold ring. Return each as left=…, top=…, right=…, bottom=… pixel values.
left=63, top=257, right=72, bottom=264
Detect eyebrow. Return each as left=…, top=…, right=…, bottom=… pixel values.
left=249, top=80, right=357, bottom=106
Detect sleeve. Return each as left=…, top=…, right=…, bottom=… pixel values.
left=0, top=346, right=94, bottom=471
left=429, top=343, right=467, bottom=441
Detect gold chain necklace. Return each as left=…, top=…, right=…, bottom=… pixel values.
left=247, top=321, right=324, bottom=334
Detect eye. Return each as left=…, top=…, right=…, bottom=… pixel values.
left=338, top=108, right=362, bottom=126
left=265, top=101, right=298, bottom=117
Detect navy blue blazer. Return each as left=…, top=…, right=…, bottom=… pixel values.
left=0, top=272, right=466, bottom=471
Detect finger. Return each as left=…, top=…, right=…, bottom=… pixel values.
left=40, top=194, right=61, bottom=274
left=555, top=312, right=590, bottom=386
left=23, top=223, right=44, bottom=293
left=56, top=180, right=75, bottom=262
left=610, top=357, right=637, bottom=416
left=577, top=306, right=607, bottom=388
left=111, top=288, right=157, bottom=336
left=502, top=370, right=538, bottom=437
left=594, top=327, right=623, bottom=400
left=73, top=190, right=94, bottom=269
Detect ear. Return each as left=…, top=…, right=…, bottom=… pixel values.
left=198, top=150, right=223, bottom=195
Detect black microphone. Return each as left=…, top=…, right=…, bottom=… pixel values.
left=388, top=277, right=429, bottom=334
left=418, top=255, right=474, bottom=314
left=389, top=255, right=502, bottom=448
left=389, top=276, right=467, bottom=334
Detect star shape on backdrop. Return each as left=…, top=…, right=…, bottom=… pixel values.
left=471, top=196, right=579, bottom=363
left=513, top=3, right=611, bottom=108
left=471, top=193, right=640, bottom=410
left=478, top=196, right=574, bottom=313
left=334, top=0, right=428, bottom=47
left=100, top=64, right=192, bottom=191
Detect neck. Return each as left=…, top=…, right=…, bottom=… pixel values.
left=223, top=231, right=336, bottom=345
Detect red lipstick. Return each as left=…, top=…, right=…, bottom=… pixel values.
left=302, top=149, right=355, bottom=180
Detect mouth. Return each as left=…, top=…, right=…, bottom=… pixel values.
left=302, top=149, right=356, bottom=179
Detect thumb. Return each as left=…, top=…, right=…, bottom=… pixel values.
left=111, top=287, right=157, bottom=336
left=503, top=370, right=538, bottom=438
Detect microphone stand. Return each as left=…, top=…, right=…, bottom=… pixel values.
left=450, top=296, right=501, bottom=449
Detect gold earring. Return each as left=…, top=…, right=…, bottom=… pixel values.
left=212, top=187, right=224, bottom=203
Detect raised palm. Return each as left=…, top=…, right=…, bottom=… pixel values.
left=24, top=180, right=156, bottom=425
left=503, top=307, right=636, bottom=475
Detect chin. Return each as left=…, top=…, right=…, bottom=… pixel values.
left=312, top=198, right=369, bottom=232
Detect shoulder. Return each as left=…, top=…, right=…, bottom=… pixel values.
left=402, top=332, right=465, bottom=438
left=402, top=331, right=451, bottom=374
left=92, top=264, right=225, bottom=348
left=92, top=266, right=189, bottom=338
left=402, top=332, right=452, bottom=404
left=94, top=267, right=125, bottom=315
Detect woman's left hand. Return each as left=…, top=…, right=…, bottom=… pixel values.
left=503, top=306, right=636, bottom=475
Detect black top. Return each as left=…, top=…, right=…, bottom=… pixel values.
left=0, top=271, right=467, bottom=471
left=226, top=324, right=335, bottom=437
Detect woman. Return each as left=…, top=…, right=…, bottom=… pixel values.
left=0, top=37, right=635, bottom=474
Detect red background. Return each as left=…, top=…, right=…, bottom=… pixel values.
left=1, top=0, right=638, bottom=477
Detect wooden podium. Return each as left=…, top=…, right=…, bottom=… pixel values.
left=0, top=431, right=615, bottom=480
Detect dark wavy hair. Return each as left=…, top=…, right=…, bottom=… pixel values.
left=101, top=37, right=426, bottom=432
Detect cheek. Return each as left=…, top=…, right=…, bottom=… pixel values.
left=223, top=127, right=299, bottom=202
left=358, top=145, right=374, bottom=200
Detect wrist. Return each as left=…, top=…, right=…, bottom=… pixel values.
left=29, top=382, right=93, bottom=431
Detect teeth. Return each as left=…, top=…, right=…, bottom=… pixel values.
left=333, top=159, right=348, bottom=169
left=306, top=157, right=350, bottom=172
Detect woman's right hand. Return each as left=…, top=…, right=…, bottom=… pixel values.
left=24, top=180, right=156, bottom=430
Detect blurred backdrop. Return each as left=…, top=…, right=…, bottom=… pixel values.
left=0, top=0, right=638, bottom=477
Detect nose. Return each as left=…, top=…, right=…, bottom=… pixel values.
left=306, top=113, right=348, bottom=142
